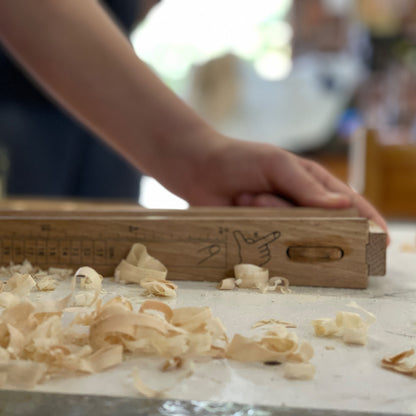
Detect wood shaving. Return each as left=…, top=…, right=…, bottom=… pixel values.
left=74, top=292, right=96, bottom=307
left=0, top=259, right=38, bottom=277
left=6, top=273, right=36, bottom=297
left=252, top=319, right=296, bottom=329
left=71, top=267, right=103, bottom=307
left=283, top=362, right=316, bottom=380
left=234, top=264, right=269, bottom=289
left=140, top=277, right=177, bottom=297
left=133, top=369, right=166, bottom=398
left=114, top=243, right=167, bottom=284
left=267, top=277, right=291, bottom=294
left=0, top=260, right=72, bottom=300
left=36, top=276, right=58, bottom=291
left=218, top=264, right=291, bottom=294
left=381, top=349, right=416, bottom=378
left=1, top=295, right=226, bottom=390
left=0, top=250, right=309, bottom=393
left=217, top=278, right=236, bottom=290
left=0, top=260, right=72, bottom=281
left=312, top=302, right=376, bottom=345
left=133, top=357, right=195, bottom=398
left=227, top=323, right=314, bottom=375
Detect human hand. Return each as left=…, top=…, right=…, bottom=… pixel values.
left=184, top=136, right=388, bottom=239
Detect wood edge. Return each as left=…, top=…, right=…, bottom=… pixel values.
left=367, top=221, right=387, bottom=276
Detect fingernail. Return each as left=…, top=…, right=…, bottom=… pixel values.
left=326, top=192, right=349, bottom=202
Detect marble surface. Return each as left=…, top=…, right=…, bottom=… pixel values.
left=6, top=223, right=416, bottom=415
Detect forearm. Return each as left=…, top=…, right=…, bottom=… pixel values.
left=0, top=0, right=214, bottom=197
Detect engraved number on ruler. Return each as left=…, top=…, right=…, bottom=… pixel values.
left=0, top=238, right=120, bottom=265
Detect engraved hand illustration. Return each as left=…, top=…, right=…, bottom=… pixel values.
left=233, top=230, right=281, bottom=266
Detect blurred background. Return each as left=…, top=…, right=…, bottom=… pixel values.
left=1, top=0, right=415, bottom=219
left=135, top=0, right=416, bottom=218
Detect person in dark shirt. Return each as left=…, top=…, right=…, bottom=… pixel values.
left=0, top=1, right=388, bottom=238
left=0, top=0, right=145, bottom=200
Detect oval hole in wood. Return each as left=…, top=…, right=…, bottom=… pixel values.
left=287, top=246, right=344, bottom=262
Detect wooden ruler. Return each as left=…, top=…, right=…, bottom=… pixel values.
left=0, top=205, right=386, bottom=289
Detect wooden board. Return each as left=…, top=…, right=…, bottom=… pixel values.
left=0, top=207, right=387, bottom=289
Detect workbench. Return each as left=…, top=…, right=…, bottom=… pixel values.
left=1, top=221, right=415, bottom=416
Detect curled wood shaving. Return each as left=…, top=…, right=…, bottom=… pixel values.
left=234, top=264, right=269, bottom=289
left=71, top=267, right=103, bottom=307
left=227, top=323, right=314, bottom=371
left=312, top=303, right=375, bottom=345
left=140, top=277, right=177, bottom=298
left=219, top=265, right=291, bottom=294
left=115, top=243, right=167, bottom=284
left=0, top=251, right=309, bottom=392
left=381, top=349, right=416, bottom=378
left=268, top=277, right=291, bottom=294
left=133, top=369, right=166, bottom=398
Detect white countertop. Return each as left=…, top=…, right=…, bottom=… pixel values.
left=17, top=223, right=416, bottom=414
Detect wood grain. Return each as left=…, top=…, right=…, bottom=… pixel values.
left=0, top=213, right=375, bottom=288
left=367, top=221, right=387, bottom=276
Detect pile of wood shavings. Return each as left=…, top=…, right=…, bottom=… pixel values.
left=0, top=282, right=315, bottom=393
left=0, top=250, right=314, bottom=394
left=0, top=260, right=73, bottom=308
left=0, top=294, right=229, bottom=391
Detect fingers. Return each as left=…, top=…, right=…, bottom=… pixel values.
left=299, top=158, right=389, bottom=239
left=268, top=152, right=352, bottom=209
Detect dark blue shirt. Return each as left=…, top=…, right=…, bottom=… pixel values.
left=0, top=0, right=141, bottom=107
